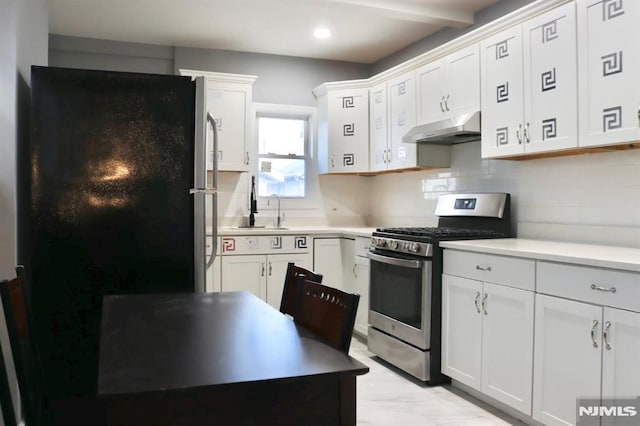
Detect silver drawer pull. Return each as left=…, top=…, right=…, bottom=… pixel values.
left=591, top=320, right=599, bottom=348
left=476, top=265, right=492, bottom=272
left=603, top=321, right=612, bottom=351
left=591, top=284, right=616, bottom=293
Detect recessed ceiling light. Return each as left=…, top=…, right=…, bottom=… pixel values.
left=313, top=28, right=331, bottom=40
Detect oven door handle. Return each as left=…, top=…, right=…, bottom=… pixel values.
left=367, top=252, right=423, bottom=269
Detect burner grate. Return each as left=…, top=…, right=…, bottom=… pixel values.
left=375, top=226, right=506, bottom=239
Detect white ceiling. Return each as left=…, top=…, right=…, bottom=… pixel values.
left=48, top=0, right=501, bottom=64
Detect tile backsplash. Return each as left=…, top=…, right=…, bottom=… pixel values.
left=211, top=140, right=640, bottom=248
left=369, top=141, right=640, bottom=248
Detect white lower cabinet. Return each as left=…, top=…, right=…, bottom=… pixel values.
left=442, top=274, right=534, bottom=415
left=313, top=237, right=355, bottom=290
left=533, top=261, right=640, bottom=426
left=221, top=253, right=311, bottom=308
left=442, top=245, right=640, bottom=426
left=219, top=234, right=312, bottom=308
left=442, top=250, right=535, bottom=415
left=349, top=237, right=370, bottom=337
left=314, top=236, right=369, bottom=337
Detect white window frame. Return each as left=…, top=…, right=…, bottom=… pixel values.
left=252, top=103, right=320, bottom=212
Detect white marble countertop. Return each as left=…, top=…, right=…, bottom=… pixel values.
left=211, top=226, right=377, bottom=239
left=440, top=238, right=640, bottom=273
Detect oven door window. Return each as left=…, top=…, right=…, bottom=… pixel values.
left=370, top=255, right=425, bottom=330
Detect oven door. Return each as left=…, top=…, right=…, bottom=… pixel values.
left=368, top=250, right=431, bottom=350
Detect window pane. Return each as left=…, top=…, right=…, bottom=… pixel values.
left=258, top=117, right=305, bottom=155
left=258, top=158, right=305, bottom=197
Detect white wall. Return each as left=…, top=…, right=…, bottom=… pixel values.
left=0, top=0, right=48, bottom=423
left=49, top=34, right=175, bottom=74
left=175, top=47, right=370, bottom=106
left=368, top=141, right=640, bottom=248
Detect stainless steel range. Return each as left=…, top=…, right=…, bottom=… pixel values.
left=367, top=192, right=511, bottom=383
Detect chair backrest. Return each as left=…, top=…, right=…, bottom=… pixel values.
left=279, top=263, right=322, bottom=316
left=1, top=276, right=50, bottom=426
left=293, top=277, right=359, bottom=353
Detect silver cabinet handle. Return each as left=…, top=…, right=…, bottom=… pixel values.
left=445, top=94, right=450, bottom=111
left=440, top=96, right=445, bottom=112
left=261, top=262, right=265, bottom=277
left=591, top=320, right=599, bottom=348
left=482, top=293, right=488, bottom=315
left=591, top=284, right=616, bottom=293
left=474, top=291, right=481, bottom=313
left=516, top=124, right=522, bottom=144
left=353, top=263, right=358, bottom=278
left=245, top=151, right=250, bottom=165
left=368, top=252, right=422, bottom=269
left=268, top=261, right=272, bottom=276
left=476, top=265, right=492, bottom=272
left=604, top=321, right=612, bottom=351
left=525, top=122, right=530, bottom=143
left=189, top=188, right=218, bottom=195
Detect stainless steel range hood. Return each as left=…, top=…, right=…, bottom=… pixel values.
left=402, top=111, right=481, bottom=144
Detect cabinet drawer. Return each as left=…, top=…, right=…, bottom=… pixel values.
left=443, top=250, right=535, bottom=291
left=221, top=235, right=310, bottom=255
left=537, top=262, right=640, bottom=312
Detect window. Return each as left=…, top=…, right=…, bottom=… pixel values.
left=257, top=115, right=309, bottom=198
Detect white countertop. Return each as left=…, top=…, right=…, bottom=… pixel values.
left=440, top=238, right=640, bottom=273
left=212, top=226, right=377, bottom=239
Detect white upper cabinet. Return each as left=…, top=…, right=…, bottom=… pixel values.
left=481, top=25, right=525, bottom=158
left=416, top=44, right=480, bottom=124
left=577, top=0, right=640, bottom=147
left=180, top=70, right=257, bottom=171
left=369, top=82, right=390, bottom=172
left=523, top=3, right=578, bottom=153
left=387, top=71, right=418, bottom=170
left=481, top=3, right=578, bottom=158
left=316, top=85, right=370, bottom=174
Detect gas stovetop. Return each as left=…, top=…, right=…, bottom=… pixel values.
left=370, top=193, right=512, bottom=257
left=371, top=227, right=508, bottom=257
left=374, top=226, right=507, bottom=240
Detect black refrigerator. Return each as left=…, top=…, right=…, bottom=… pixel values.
left=19, top=66, right=215, bottom=401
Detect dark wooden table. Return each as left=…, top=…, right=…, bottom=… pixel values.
left=98, top=291, right=369, bottom=425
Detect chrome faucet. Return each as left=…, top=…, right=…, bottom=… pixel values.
left=267, top=194, right=284, bottom=228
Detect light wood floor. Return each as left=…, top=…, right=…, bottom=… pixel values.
left=350, top=336, right=524, bottom=426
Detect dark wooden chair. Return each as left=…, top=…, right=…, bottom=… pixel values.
left=0, top=320, right=17, bottom=426
left=279, top=263, right=322, bottom=317
left=1, top=275, right=51, bottom=426
left=293, top=277, right=360, bottom=353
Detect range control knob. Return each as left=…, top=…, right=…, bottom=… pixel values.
left=389, top=240, right=399, bottom=249
left=376, top=238, right=387, bottom=248
left=410, top=243, right=421, bottom=253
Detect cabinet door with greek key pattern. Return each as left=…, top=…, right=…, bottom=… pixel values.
left=481, top=25, right=525, bottom=158
left=578, top=0, right=640, bottom=147
left=327, top=88, right=370, bottom=172
left=387, top=71, right=417, bottom=170
left=523, top=2, right=578, bottom=154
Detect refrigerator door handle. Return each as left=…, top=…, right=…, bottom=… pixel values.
left=192, top=76, right=208, bottom=293
left=206, top=112, right=218, bottom=270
